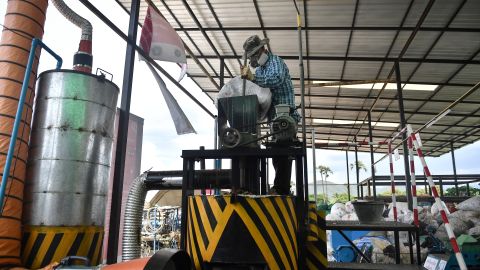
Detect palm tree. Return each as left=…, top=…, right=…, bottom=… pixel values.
left=317, top=165, right=333, bottom=203
left=317, top=165, right=333, bottom=180
left=350, top=160, right=367, bottom=172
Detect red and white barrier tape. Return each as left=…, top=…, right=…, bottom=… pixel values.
left=407, top=125, right=467, bottom=270
left=388, top=141, right=398, bottom=221
left=407, top=135, right=419, bottom=227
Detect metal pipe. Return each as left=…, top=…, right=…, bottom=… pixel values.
left=312, top=129, right=318, bottom=205
left=346, top=151, right=351, bottom=201
left=395, top=62, right=413, bottom=210
left=294, top=1, right=309, bottom=220
left=0, top=38, right=62, bottom=214
left=108, top=0, right=140, bottom=264
left=451, top=141, right=459, bottom=196
left=367, top=111, right=376, bottom=199
left=355, top=143, right=360, bottom=199
left=122, top=173, right=148, bottom=261
left=51, top=0, right=92, bottom=72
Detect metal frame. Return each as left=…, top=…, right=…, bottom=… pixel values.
left=113, top=0, right=480, bottom=157
left=179, top=147, right=307, bottom=267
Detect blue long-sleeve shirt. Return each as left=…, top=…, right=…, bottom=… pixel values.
left=254, top=53, right=300, bottom=122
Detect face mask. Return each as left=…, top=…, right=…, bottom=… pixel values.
left=258, top=52, right=268, bottom=66
left=249, top=57, right=259, bottom=68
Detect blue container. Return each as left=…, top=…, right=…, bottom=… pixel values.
left=331, top=230, right=370, bottom=250
left=331, top=230, right=370, bottom=262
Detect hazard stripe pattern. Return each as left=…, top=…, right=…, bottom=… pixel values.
left=187, top=195, right=298, bottom=270
left=21, top=226, right=103, bottom=269
left=306, top=208, right=328, bottom=270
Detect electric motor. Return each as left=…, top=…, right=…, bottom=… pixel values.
left=271, top=114, right=297, bottom=143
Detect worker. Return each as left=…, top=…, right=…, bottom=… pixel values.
left=241, top=35, right=300, bottom=195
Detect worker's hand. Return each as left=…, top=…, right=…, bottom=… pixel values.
left=240, top=65, right=254, bottom=81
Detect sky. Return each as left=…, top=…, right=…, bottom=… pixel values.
left=1, top=0, right=479, bottom=197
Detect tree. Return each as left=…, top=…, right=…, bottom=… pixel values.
left=317, top=165, right=333, bottom=181
left=316, top=165, right=333, bottom=204
left=350, top=160, right=367, bottom=172
left=445, top=186, right=480, bottom=196
left=331, top=192, right=350, bottom=203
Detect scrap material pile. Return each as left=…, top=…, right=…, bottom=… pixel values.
left=141, top=206, right=181, bottom=256
left=325, top=196, right=480, bottom=264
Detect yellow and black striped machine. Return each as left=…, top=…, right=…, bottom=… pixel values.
left=181, top=147, right=328, bottom=269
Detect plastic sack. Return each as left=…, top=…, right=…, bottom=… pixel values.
left=326, top=213, right=341, bottom=221
left=435, top=217, right=473, bottom=240
left=468, top=226, right=480, bottom=237
left=331, top=203, right=346, bottom=217
left=216, top=76, right=272, bottom=121
left=345, top=201, right=355, bottom=213
left=431, top=201, right=450, bottom=215
left=457, top=196, right=480, bottom=212
left=450, top=210, right=480, bottom=220
left=388, top=202, right=409, bottom=211
left=341, top=213, right=359, bottom=221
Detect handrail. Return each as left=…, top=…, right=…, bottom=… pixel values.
left=0, top=38, right=62, bottom=214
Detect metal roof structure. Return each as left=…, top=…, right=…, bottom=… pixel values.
left=115, top=0, right=480, bottom=157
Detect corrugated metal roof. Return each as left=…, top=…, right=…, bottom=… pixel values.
left=116, top=0, right=480, bottom=157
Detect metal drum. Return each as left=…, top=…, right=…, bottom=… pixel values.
left=24, top=70, right=119, bottom=227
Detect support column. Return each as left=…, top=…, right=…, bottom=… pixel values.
left=450, top=141, right=459, bottom=196
left=355, top=140, right=360, bottom=199
left=312, top=129, right=318, bottom=205
left=107, top=0, right=140, bottom=264
left=346, top=151, right=351, bottom=201
left=367, top=111, right=376, bottom=199
left=395, top=62, right=413, bottom=210
left=220, top=57, right=225, bottom=88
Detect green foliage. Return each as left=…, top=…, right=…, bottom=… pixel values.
left=445, top=186, right=480, bottom=196
left=309, top=193, right=354, bottom=205
left=380, top=189, right=406, bottom=196
left=330, top=192, right=350, bottom=203
left=350, top=160, right=367, bottom=172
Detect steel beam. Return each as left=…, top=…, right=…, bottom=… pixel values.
left=159, top=0, right=220, bottom=79
left=205, top=0, right=241, bottom=66
left=376, top=0, right=468, bottom=152
left=355, top=142, right=360, bottom=198
left=395, top=62, right=413, bottom=210
left=181, top=0, right=233, bottom=77
left=191, top=74, right=476, bottom=88
left=451, top=141, right=459, bottom=196
left=368, top=112, right=376, bottom=198
left=351, top=0, right=432, bottom=141
left=186, top=54, right=479, bottom=64
left=346, top=151, right=351, bottom=201
left=253, top=0, right=271, bottom=53
left=107, top=0, right=140, bottom=264
left=79, top=0, right=215, bottom=118
left=173, top=26, right=480, bottom=32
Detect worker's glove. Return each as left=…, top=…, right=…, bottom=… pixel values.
left=240, top=65, right=254, bottom=81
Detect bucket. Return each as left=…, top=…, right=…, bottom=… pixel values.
left=352, top=200, right=385, bottom=223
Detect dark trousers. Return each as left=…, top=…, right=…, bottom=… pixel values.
left=272, top=156, right=292, bottom=195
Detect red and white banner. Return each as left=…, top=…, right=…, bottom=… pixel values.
left=140, top=5, right=186, bottom=64
left=140, top=5, right=195, bottom=135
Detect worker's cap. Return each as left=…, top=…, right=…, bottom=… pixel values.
left=243, top=35, right=269, bottom=58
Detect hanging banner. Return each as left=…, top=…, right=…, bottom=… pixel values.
left=146, top=62, right=196, bottom=135
left=140, top=5, right=187, bottom=81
